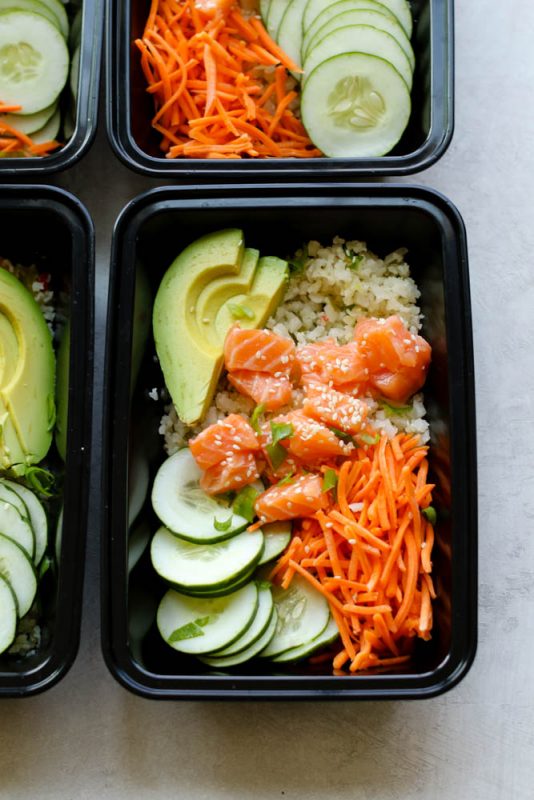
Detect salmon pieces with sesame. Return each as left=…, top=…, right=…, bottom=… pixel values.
left=296, top=339, right=368, bottom=390
left=265, top=410, right=354, bottom=465
left=254, top=474, right=328, bottom=523
left=189, top=413, right=261, bottom=494
left=223, top=325, right=297, bottom=411
left=302, top=381, right=368, bottom=435
left=353, top=315, right=431, bottom=404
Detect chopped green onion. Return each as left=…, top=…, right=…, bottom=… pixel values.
left=169, top=616, right=212, bottom=643
left=379, top=400, right=413, bottom=418
left=322, top=468, right=338, bottom=494
left=266, top=441, right=288, bottom=470
left=250, top=403, right=265, bottom=433
left=422, top=506, right=437, bottom=525
left=276, top=470, right=295, bottom=487
left=288, top=251, right=308, bottom=274
left=359, top=432, right=380, bottom=446
left=8, top=465, right=56, bottom=497
left=213, top=516, right=233, bottom=532
left=233, top=485, right=260, bottom=523
left=38, top=556, right=52, bottom=581
left=228, top=303, right=255, bottom=320
left=328, top=426, right=353, bottom=443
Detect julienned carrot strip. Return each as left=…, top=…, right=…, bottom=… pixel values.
left=267, top=434, right=435, bottom=673
left=248, top=16, right=302, bottom=72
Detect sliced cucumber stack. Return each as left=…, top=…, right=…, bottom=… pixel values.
left=150, top=526, right=265, bottom=593
left=302, top=0, right=400, bottom=59
left=157, top=581, right=259, bottom=655
left=259, top=574, right=330, bottom=658
left=200, top=606, right=278, bottom=668
left=151, top=449, right=249, bottom=544
left=1, top=478, right=48, bottom=566
left=257, top=521, right=292, bottom=565
left=0, top=576, right=17, bottom=654
left=271, top=615, right=339, bottom=662
left=0, top=533, right=37, bottom=619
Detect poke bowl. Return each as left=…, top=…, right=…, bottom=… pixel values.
left=106, top=0, right=453, bottom=179
left=102, top=184, right=476, bottom=700
left=0, top=185, right=93, bottom=696
left=0, top=0, right=103, bottom=174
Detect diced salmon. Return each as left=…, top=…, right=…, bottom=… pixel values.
left=302, top=382, right=367, bottom=435
left=189, top=413, right=260, bottom=470
left=296, top=339, right=368, bottom=389
left=200, top=450, right=260, bottom=495
left=265, top=410, right=354, bottom=465
left=228, top=370, right=293, bottom=411
left=255, top=474, right=328, bottom=522
left=224, top=325, right=296, bottom=376
left=353, top=315, right=431, bottom=403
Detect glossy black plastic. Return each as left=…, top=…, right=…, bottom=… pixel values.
left=0, top=186, right=94, bottom=696
left=102, top=184, right=476, bottom=699
left=0, top=0, right=104, bottom=176
left=107, top=0, right=453, bottom=180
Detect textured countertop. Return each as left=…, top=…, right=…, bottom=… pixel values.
left=1, top=2, right=533, bottom=797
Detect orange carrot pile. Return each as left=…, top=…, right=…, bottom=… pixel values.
left=135, top=0, right=322, bottom=158
left=268, top=432, right=436, bottom=673
left=0, top=102, right=61, bottom=159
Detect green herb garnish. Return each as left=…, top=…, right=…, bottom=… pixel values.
left=270, top=421, right=293, bottom=446
left=233, top=485, right=260, bottom=523
left=266, top=442, right=288, bottom=470
left=229, top=303, right=255, bottom=320
left=276, top=470, right=295, bottom=487
left=169, top=616, right=212, bottom=643
left=38, top=556, right=52, bottom=581
left=422, top=506, right=437, bottom=525
left=322, top=468, right=338, bottom=494
left=8, top=465, right=56, bottom=497
left=213, top=516, right=233, bottom=532
left=250, top=403, right=265, bottom=433
left=288, top=250, right=308, bottom=274
left=266, top=421, right=294, bottom=470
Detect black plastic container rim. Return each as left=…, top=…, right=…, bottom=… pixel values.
left=102, top=183, right=477, bottom=700
left=0, top=0, right=104, bottom=176
left=106, top=1, right=454, bottom=179
left=0, top=184, right=94, bottom=696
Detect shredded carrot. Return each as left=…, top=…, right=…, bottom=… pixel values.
left=137, top=0, right=321, bottom=159
left=269, top=434, right=436, bottom=673
left=0, top=106, right=61, bottom=159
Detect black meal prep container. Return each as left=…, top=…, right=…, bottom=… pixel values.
left=0, top=185, right=93, bottom=696
left=102, top=184, right=476, bottom=700
left=0, top=0, right=104, bottom=176
left=107, top=0, right=454, bottom=180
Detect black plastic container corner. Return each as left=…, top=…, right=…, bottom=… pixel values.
left=102, top=184, right=476, bottom=700
left=0, top=185, right=93, bottom=696
left=0, top=0, right=104, bottom=176
left=107, top=0, right=454, bottom=180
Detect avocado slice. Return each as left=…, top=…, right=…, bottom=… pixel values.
left=153, top=229, right=246, bottom=425
left=153, top=230, right=289, bottom=427
left=0, top=268, right=56, bottom=469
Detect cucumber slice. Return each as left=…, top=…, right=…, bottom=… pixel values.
left=0, top=11, right=69, bottom=114
left=0, top=575, right=17, bottom=654
left=0, top=0, right=63, bottom=34
left=171, top=564, right=257, bottom=598
left=210, top=583, right=274, bottom=656
left=304, top=0, right=411, bottom=36
left=304, top=7, right=414, bottom=69
left=150, top=525, right=264, bottom=592
left=157, top=582, right=259, bottom=655
left=55, top=505, right=63, bottom=564
left=272, top=615, right=339, bottom=662
left=259, top=0, right=271, bottom=23
left=0, top=533, right=37, bottom=617
left=0, top=101, right=57, bottom=134
left=128, top=449, right=150, bottom=527
left=303, top=0, right=396, bottom=58
left=277, top=0, right=309, bottom=72
left=69, top=8, right=82, bottom=51
left=151, top=450, right=248, bottom=544
left=69, top=44, right=80, bottom=103
left=0, top=482, right=28, bottom=519
left=31, top=107, right=60, bottom=144
left=304, top=25, right=413, bottom=90
left=0, top=500, right=35, bottom=560
left=1, top=480, right=47, bottom=565
left=259, top=574, right=330, bottom=658
left=257, top=521, right=292, bottom=565
left=200, top=607, right=278, bottom=668
left=35, top=0, right=69, bottom=37
left=301, top=52, right=411, bottom=157
left=267, top=0, right=290, bottom=39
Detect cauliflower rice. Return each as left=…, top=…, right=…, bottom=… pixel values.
left=159, top=237, right=429, bottom=453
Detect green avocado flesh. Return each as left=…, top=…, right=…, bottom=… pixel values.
left=153, top=229, right=289, bottom=426
left=0, top=268, right=56, bottom=469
